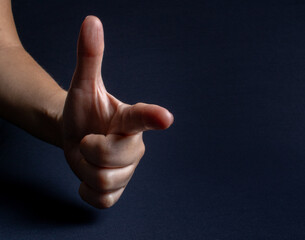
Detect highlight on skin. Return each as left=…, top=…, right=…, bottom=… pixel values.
left=0, top=0, right=173, bottom=209
left=62, top=16, right=174, bottom=208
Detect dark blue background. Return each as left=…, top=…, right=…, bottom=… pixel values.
left=1, top=0, right=305, bottom=239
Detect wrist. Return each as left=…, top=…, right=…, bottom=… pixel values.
left=42, top=89, right=67, bottom=149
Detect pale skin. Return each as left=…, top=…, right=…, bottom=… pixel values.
left=0, top=1, right=174, bottom=208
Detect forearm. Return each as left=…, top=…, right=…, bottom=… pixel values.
left=0, top=45, right=67, bottom=147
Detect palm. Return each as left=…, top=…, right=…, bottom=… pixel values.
left=64, top=78, right=121, bottom=141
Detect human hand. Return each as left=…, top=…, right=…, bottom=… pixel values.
left=62, top=16, right=174, bottom=209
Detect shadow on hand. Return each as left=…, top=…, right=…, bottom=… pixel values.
left=0, top=174, right=100, bottom=227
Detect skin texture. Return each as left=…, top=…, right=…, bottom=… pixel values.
left=0, top=1, right=174, bottom=209
left=0, top=0, right=66, bottom=147
left=63, top=16, right=174, bottom=208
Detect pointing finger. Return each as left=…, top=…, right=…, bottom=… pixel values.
left=110, top=103, right=174, bottom=135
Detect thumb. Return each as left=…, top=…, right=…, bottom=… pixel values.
left=71, top=16, right=105, bottom=91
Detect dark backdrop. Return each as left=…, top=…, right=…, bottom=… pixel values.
left=1, top=0, right=305, bottom=239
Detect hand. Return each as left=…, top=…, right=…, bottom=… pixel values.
left=62, top=16, right=174, bottom=209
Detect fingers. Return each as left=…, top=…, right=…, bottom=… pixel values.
left=77, top=159, right=136, bottom=193
left=110, top=103, right=174, bottom=135
left=80, top=133, right=145, bottom=168
left=79, top=182, right=125, bottom=209
left=71, top=15, right=106, bottom=92
left=73, top=133, right=144, bottom=208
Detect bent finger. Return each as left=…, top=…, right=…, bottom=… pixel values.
left=75, top=159, right=136, bottom=193
left=80, top=133, right=145, bottom=168
left=79, top=182, right=125, bottom=209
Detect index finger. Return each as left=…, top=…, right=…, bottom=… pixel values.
left=110, top=103, right=174, bottom=135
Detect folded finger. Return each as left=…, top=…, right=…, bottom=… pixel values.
left=80, top=133, right=145, bottom=168
left=79, top=182, right=125, bottom=209
left=75, top=159, right=136, bottom=193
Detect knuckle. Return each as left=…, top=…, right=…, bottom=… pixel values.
left=97, top=171, right=114, bottom=191
left=134, top=102, right=146, bottom=108
left=140, top=141, right=146, bottom=158
left=97, top=193, right=115, bottom=209
left=135, top=141, right=145, bottom=163
left=131, top=135, right=145, bottom=160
